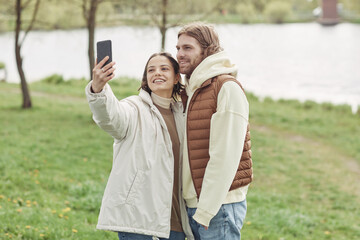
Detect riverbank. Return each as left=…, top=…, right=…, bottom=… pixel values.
left=1, top=13, right=359, bottom=33
left=1, top=0, right=360, bottom=34
left=2, top=23, right=359, bottom=113
left=0, top=78, right=359, bottom=239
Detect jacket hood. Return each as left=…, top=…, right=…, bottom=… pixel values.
left=186, top=51, right=238, bottom=95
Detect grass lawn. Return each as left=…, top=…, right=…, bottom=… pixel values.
left=0, top=78, right=359, bottom=240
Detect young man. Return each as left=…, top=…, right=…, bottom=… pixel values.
left=176, top=22, right=253, bottom=239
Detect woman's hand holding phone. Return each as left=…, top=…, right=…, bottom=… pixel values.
left=91, top=56, right=116, bottom=93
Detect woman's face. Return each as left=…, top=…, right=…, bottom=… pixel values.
left=146, top=56, right=178, bottom=98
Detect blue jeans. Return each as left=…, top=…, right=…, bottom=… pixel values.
left=118, top=231, right=185, bottom=240
left=187, top=200, right=247, bottom=240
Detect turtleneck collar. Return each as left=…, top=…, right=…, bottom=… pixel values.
left=151, top=92, right=172, bottom=109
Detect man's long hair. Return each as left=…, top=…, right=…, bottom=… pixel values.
left=178, top=22, right=223, bottom=58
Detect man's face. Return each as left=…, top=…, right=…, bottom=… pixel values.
left=176, top=34, right=204, bottom=79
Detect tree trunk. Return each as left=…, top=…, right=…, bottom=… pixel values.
left=15, top=0, right=32, bottom=109
left=160, top=0, right=168, bottom=51
left=87, top=0, right=98, bottom=80
left=160, top=27, right=167, bottom=51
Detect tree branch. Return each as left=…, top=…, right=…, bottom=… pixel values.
left=82, top=0, right=89, bottom=21
left=197, top=0, right=223, bottom=21
left=172, top=0, right=223, bottom=26
left=22, top=0, right=32, bottom=9
left=150, top=13, right=160, bottom=26
left=20, top=0, right=40, bottom=46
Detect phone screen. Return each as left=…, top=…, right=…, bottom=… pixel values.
left=96, top=40, right=112, bottom=66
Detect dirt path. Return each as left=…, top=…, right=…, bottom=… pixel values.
left=0, top=87, right=86, bottom=103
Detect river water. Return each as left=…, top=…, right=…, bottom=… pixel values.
left=1, top=23, right=359, bottom=111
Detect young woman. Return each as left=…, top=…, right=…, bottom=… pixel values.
left=85, top=53, right=194, bottom=240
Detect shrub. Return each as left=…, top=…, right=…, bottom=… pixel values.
left=264, top=1, right=292, bottom=23
left=264, top=96, right=275, bottom=103
left=0, top=62, right=5, bottom=69
left=321, top=102, right=334, bottom=111
left=246, top=92, right=260, bottom=102
left=236, top=3, right=257, bottom=24
left=334, top=104, right=352, bottom=114
left=253, top=0, right=268, bottom=13
left=41, top=74, right=65, bottom=84
left=303, top=100, right=317, bottom=110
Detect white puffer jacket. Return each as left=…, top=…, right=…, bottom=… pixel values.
left=85, top=82, right=194, bottom=239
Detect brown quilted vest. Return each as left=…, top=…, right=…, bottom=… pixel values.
left=181, top=74, right=253, bottom=198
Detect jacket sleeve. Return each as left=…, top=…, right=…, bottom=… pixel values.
left=192, top=81, right=249, bottom=227
left=85, top=81, right=135, bottom=140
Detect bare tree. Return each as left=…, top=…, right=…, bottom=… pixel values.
left=15, top=0, right=40, bottom=109
left=82, top=0, right=104, bottom=79
left=159, top=0, right=169, bottom=51
left=126, top=0, right=224, bottom=51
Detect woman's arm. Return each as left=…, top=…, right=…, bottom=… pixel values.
left=85, top=57, right=134, bottom=140
left=85, top=82, right=136, bottom=141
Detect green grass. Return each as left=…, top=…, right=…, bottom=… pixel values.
left=0, top=78, right=359, bottom=239
left=243, top=94, right=360, bottom=239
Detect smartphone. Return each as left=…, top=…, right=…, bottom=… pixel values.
left=96, top=40, right=112, bottom=66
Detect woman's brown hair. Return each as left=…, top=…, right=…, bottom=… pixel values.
left=140, top=52, right=184, bottom=101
